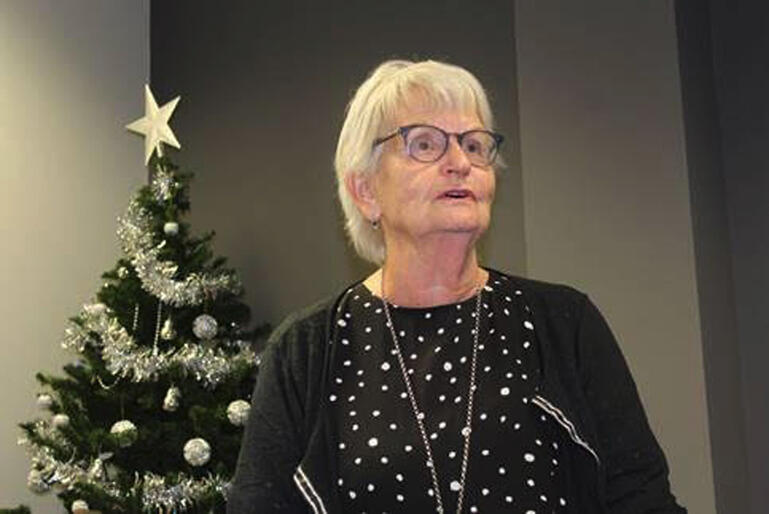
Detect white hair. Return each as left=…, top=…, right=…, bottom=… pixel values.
left=334, top=59, right=499, bottom=265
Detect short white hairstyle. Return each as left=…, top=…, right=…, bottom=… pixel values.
left=334, top=59, right=499, bottom=265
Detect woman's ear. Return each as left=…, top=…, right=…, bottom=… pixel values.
left=345, top=172, right=380, bottom=221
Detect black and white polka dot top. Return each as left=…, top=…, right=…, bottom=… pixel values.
left=328, top=269, right=573, bottom=513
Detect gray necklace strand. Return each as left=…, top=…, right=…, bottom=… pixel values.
left=379, top=273, right=483, bottom=514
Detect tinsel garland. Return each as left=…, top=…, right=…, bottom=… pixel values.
left=116, top=198, right=242, bottom=307
left=142, top=472, right=229, bottom=512
left=19, top=422, right=229, bottom=512
left=18, top=421, right=123, bottom=497
left=62, top=303, right=255, bottom=388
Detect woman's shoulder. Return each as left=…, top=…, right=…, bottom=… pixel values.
left=487, top=267, right=590, bottom=314
left=262, top=282, right=362, bottom=356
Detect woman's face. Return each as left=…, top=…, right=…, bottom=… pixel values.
left=371, top=105, right=496, bottom=246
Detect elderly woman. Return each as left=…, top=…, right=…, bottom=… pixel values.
left=228, top=60, right=686, bottom=513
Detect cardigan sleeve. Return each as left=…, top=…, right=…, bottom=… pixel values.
left=576, top=293, right=687, bottom=514
left=227, top=316, right=310, bottom=514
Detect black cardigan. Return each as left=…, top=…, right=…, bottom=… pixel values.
left=228, top=271, right=687, bottom=513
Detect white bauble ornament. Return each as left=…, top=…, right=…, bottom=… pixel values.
left=160, top=317, right=176, bottom=340
left=163, top=221, right=179, bottom=236
left=192, top=314, right=218, bottom=340
left=27, top=469, right=50, bottom=494
left=163, top=386, right=181, bottom=412
left=52, top=413, right=70, bottom=428
left=226, top=400, right=251, bottom=427
left=183, top=437, right=211, bottom=466
left=71, top=499, right=89, bottom=513
left=117, top=266, right=129, bottom=279
left=110, top=419, right=138, bottom=448
left=36, top=393, right=53, bottom=410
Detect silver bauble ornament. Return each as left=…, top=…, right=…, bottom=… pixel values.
left=110, top=419, right=138, bottom=448
left=117, top=266, right=129, bottom=279
left=192, top=314, right=218, bottom=340
left=160, top=317, right=176, bottom=340
left=163, top=221, right=179, bottom=236
left=27, top=469, right=50, bottom=494
left=36, top=393, right=53, bottom=410
left=71, top=499, right=90, bottom=513
left=163, top=386, right=181, bottom=412
left=226, top=399, right=251, bottom=427
left=52, top=413, right=70, bottom=428
left=183, top=437, right=211, bottom=466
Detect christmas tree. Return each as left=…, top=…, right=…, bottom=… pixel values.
left=18, top=86, right=266, bottom=514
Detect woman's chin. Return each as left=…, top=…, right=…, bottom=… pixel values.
left=428, top=217, right=489, bottom=237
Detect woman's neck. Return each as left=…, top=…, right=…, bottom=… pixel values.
left=364, top=238, right=487, bottom=307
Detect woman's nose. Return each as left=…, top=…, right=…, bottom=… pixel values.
left=443, top=136, right=472, bottom=175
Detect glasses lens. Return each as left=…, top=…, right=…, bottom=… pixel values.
left=405, top=126, right=446, bottom=162
left=461, top=131, right=497, bottom=165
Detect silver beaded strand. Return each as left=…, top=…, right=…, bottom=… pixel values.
left=380, top=272, right=483, bottom=514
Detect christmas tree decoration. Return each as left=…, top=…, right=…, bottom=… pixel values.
left=52, top=414, right=70, bottom=429
left=125, top=84, right=181, bottom=165
left=71, top=499, right=89, bottom=513
left=192, top=314, right=218, bottom=340
left=36, top=393, right=53, bottom=410
left=226, top=400, right=250, bottom=427
left=61, top=299, right=255, bottom=386
left=27, top=469, right=50, bottom=494
left=163, top=221, right=179, bottom=236
left=141, top=473, right=229, bottom=513
left=87, top=457, right=107, bottom=482
left=162, top=386, right=181, bottom=412
left=109, top=420, right=138, bottom=448
left=160, top=317, right=176, bottom=341
left=18, top=86, right=265, bottom=514
left=150, top=167, right=177, bottom=202
left=85, top=302, right=107, bottom=316
left=117, top=198, right=242, bottom=307
left=183, top=438, right=211, bottom=467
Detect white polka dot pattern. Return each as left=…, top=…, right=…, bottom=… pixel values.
left=329, top=270, right=571, bottom=512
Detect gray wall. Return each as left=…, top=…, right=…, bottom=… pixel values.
left=514, top=1, right=711, bottom=512
left=675, top=1, right=750, bottom=512
left=149, top=0, right=524, bottom=327
left=0, top=1, right=149, bottom=511
left=708, top=1, right=769, bottom=512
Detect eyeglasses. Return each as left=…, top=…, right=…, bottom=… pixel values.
left=373, top=124, right=504, bottom=167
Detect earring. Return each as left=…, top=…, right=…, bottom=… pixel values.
left=370, top=218, right=380, bottom=230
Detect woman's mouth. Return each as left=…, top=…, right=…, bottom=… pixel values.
left=439, top=189, right=475, bottom=200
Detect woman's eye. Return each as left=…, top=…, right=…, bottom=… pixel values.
left=411, top=135, right=437, bottom=152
